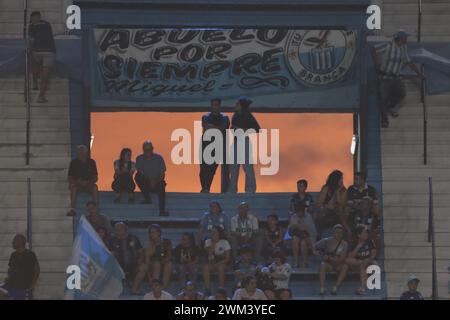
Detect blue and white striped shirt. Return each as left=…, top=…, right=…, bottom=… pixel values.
left=374, top=41, right=411, bottom=78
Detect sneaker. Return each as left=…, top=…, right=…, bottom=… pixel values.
left=355, top=288, right=367, bottom=295
left=142, top=198, right=152, bottom=204
left=66, top=209, right=76, bottom=217
left=389, top=110, right=399, bottom=118
left=319, top=287, right=326, bottom=296
left=159, top=211, right=169, bottom=217
left=200, top=189, right=209, bottom=193
left=32, top=85, right=39, bottom=91
left=331, top=286, right=337, bottom=295
left=381, top=119, right=389, bottom=128
left=37, top=96, right=48, bottom=103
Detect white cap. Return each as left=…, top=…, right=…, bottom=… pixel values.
left=408, top=274, right=420, bottom=283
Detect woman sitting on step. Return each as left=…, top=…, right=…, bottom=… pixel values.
left=112, top=148, right=136, bottom=203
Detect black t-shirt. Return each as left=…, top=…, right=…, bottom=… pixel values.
left=347, top=184, right=378, bottom=202
left=68, top=158, right=98, bottom=181
left=352, top=211, right=378, bottom=231
left=231, top=111, right=261, bottom=132
left=28, top=20, right=55, bottom=52
left=290, top=193, right=314, bottom=210
left=151, top=238, right=172, bottom=261
left=265, top=225, right=282, bottom=243
left=173, top=245, right=200, bottom=264
left=7, top=250, right=39, bottom=289
left=109, top=235, right=142, bottom=275
left=400, top=291, right=424, bottom=300
left=350, top=240, right=376, bottom=260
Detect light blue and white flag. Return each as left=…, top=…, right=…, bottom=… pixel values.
left=65, top=216, right=124, bottom=300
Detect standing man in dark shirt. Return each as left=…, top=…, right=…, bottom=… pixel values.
left=229, top=97, right=261, bottom=193
left=109, top=222, right=143, bottom=292
left=400, top=275, right=424, bottom=300
left=200, top=98, right=230, bottom=193
left=290, top=179, right=315, bottom=215
left=67, top=145, right=99, bottom=216
left=28, top=11, right=56, bottom=103
left=344, top=172, right=380, bottom=237
left=1, top=234, right=40, bottom=300
left=135, top=141, right=169, bottom=216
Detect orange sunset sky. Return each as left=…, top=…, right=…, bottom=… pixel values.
left=91, top=113, right=353, bottom=193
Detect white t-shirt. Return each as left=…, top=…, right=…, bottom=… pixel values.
left=204, top=238, right=231, bottom=258
left=269, top=262, right=292, bottom=289
left=231, top=214, right=259, bottom=236
left=143, top=291, right=174, bottom=300
left=232, top=288, right=267, bottom=300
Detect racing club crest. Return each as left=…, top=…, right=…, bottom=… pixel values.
left=286, top=30, right=356, bottom=86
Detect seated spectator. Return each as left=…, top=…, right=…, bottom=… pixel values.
left=133, top=224, right=172, bottom=292
left=202, top=226, right=231, bottom=294
left=234, top=245, right=257, bottom=288
left=198, top=201, right=230, bottom=244
left=207, top=287, right=230, bottom=300
left=269, top=250, right=292, bottom=296
left=173, top=232, right=200, bottom=285
left=347, top=197, right=381, bottom=248
left=230, top=202, right=261, bottom=259
left=0, top=235, right=39, bottom=300
left=262, top=214, right=284, bottom=263
left=84, top=201, right=113, bottom=236
left=135, top=141, right=168, bottom=216
left=268, top=250, right=292, bottom=294
left=342, top=226, right=377, bottom=295
left=314, top=224, right=348, bottom=295
left=255, top=266, right=276, bottom=299
left=290, top=179, right=314, bottom=216
left=143, top=278, right=174, bottom=300
left=400, top=275, right=424, bottom=300
left=344, top=171, right=380, bottom=237
left=286, top=203, right=317, bottom=268
left=95, top=226, right=109, bottom=246
left=109, top=223, right=143, bottom=292
left=176, top=281, right=205, bottom=300
left=112, top=148, right=136, bottom=204
left=278, top=288, right=293, bottom=300
left=316, top=170, right=347, bottom=237
left=67, top=145, right=99, bottom=216
left=232, top=276, right=267, bottom=300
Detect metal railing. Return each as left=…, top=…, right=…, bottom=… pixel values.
left=23, top=0, right=31, bottom=165
left=417, top=0, right=428, bottom=165
left=26, top=178, right=33, bottom=249
left=417, top=0, right=423, bottom=43
left=427, top=177, right=438, bottom=299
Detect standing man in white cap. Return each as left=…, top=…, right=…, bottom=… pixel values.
left=371, top=30, right=426, bottom=128
left=135, top=141, right=169, bottom=216
left=400, top=274, right=424, bottom=300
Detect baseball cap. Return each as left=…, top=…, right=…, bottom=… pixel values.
left=394, top=30, right=410, bottom=39
left=407, top=274, right=420, bottom=283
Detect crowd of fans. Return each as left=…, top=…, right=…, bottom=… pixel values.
left=63, top=146, right=388, bottom=300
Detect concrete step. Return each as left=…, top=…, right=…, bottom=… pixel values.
left=0, top=220, right=72, bottom=234
left=0, top=207, right=70, bottom=220
left=384, top=232, right=450, bottom=246
left=0, top=156, right=70, bottom=168
left=0, top=78, right=69, bottom=92
left=0, top=0, right=65, bottom=10
left=385, top=246, right=450, bottom=259
left=387, top=117, right=450, bottom=129
left=0, top=168, right=67, bottom=179
left=382, top=179, right=450, bottom=193
left=382, top=167, right=450, bottom=178
left=383, top=217, right=450, bottom=233
left=381, top=144, right=450, bottom=153
left=384, top=258, right=448, bottom=273
left=0, top=92, right=69, bottom=105
left=0, top=193, right=69, bottom=208
left=1, top=119, right=70, bottom=131
left=383, top=205, right=450, bottom=219
left=383, top=193, right=450, bottom=206
left=0, top=131, right=70, bottom=143
left=382, top=156, right=450, bottom=167
left=0, top=10, right=63, bottom=24
left=381, top=131, right=450, bottom=143
left=0, top=143, right=70, bottom=156
left=0, top=180, right=68, bottom=194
